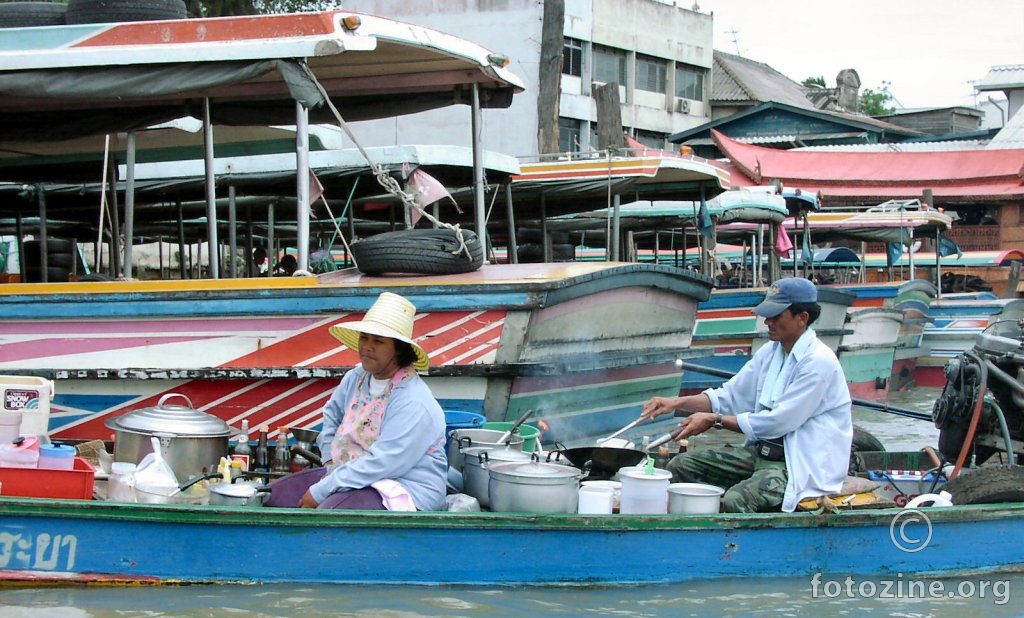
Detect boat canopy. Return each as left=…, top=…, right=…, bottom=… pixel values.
left=0, top=12, right=524, bottom=144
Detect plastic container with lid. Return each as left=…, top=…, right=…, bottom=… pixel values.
left=618, top=466, right=672, bottom=514
left=108, top=461, right=137, bottom=502
left=0, top=436, right=41, bottom=468
left=38, top=443, right=77, bottom=470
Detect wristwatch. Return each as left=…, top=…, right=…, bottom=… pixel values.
left=713, top=413, right=723, bottom=430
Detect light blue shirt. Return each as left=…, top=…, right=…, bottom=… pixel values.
left=704, top=328, right=853, bottom=512
left=313, top=365, right=448, bottom=510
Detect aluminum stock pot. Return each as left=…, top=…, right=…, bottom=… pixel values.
left=461, top=445, right=534, bottom=508
left=105, top=393, right=235, bottom=483
left=487, top=459, right=582, bottom=513
left=447, top=428, right=525, bottom=471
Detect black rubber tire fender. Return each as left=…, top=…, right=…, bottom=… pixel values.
left=65, top=0, right=187, bottom=24
left=944, top=464, right=1024, bottom=505
left=851, top=425, right=886, bottom=453
left=0, top=1, right=67, bottom=27
left=517, top=242, right=575, bottom=263
left=516, top=227, right=570, bottom=245
left=350, top=228, right=483, bottom=276
left=25, top=266, right=72, bottom=283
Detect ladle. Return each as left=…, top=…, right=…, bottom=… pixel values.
left=496, top=409, right=534, bottom=445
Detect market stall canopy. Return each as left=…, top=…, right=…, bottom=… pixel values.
left=711, top=130, right=1024, bottom=205
left=0, top=11, right=524, bottom=145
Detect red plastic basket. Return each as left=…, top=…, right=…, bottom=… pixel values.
left=0, top=457, right=95, bottom=500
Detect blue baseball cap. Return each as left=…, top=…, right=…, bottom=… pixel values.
left=753, top=278, right=818, bottom=318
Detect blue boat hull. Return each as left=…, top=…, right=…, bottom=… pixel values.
left=1, top=498, right=1022, bottom=585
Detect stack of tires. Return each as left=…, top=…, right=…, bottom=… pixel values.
left=0, top=0, right=186, bottom=28
left=515, top=228, right=575, bottom=263
left=22, top=239, right=82, bottom=283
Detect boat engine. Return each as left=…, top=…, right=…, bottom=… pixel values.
left=933, top=318, right=1024, bottom=465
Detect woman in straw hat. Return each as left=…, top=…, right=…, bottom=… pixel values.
left=265, top=292, right=447, bottom=510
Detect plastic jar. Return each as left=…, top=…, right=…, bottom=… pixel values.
left=618, top=467, right=672, bottom=514
left=108, top=461, right=138, bottom=502
left=0, top=441, right=40, bottom=468
left=38, top=444, right=77, bottom=470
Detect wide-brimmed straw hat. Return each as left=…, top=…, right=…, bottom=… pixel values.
left=329, top=292, right=430, bottom=371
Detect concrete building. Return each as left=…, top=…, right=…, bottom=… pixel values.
left=349, top=0, right=714, bottom=160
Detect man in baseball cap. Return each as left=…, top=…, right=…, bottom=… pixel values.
left=753, top=277, right=818, bottom=318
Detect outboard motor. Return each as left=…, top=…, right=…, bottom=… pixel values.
left=934, top=318, right=1024, bottom=465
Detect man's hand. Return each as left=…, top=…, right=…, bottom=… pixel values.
left=298, top=490, right=319, bottom=508
left=641, top=396, right=679, bottom=420
left=674, top=412, right=718, bottom=439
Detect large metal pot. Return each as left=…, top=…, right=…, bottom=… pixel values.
left=447, top=428, right=524, bottom=471
left=105, top=393, right=234, bottom=483
left=487, top=459, right=581, bottom=513
left=209, top=481, right=269, bottom=507
left=461, top=446, right=533, bottom=508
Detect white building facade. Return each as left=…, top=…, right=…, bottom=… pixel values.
left=348, top=0, right=714, bottom=160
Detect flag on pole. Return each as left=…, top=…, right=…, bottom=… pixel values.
left=697, top=198, right=713, bottom=239
left=887, top=242, right=904, bottom=265
left=774, top=225, right=793, bottom=256
left=408, top=168, right=457, bottom=226
left=308, top=170, right=324, bottom=218
left=938, top=233, right=963, bottom=258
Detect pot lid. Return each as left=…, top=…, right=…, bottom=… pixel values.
left=211, top=483, right=260, bottom=498
left=489, top=460, right=581, bottom=480
left=464, top=446, right=533, bottom=465
left=105, top=393, right=233, bottom=437
left=618, top=467, right=673, bottom=481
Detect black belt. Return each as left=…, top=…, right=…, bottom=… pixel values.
left=753, top=439, right=786, bottom=462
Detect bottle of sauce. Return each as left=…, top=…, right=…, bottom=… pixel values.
left=272, top=426, right=291, bottom=475
left=253, top=425, right=271, bottom=482
left=231, top=419, right=251, bottom=472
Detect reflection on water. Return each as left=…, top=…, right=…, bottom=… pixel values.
left=2, top=387, right=1020, bottom=617
left=854, top=386, right=942, bottom=452
left=2, top=575, right=1021, bottom=617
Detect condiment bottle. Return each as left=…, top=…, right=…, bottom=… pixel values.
left=253, top=425, right=271, bottom=481
left=231, top=419, right=251, bottom=472
left=272, top=426, right=291, bottom=475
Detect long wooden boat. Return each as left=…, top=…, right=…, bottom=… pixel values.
left=0, top=262, right=713, bottom=447
left=1, top=496, right=1022, bottom=585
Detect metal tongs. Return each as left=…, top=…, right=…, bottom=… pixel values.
left=596, top=417, right=645, bottom=444
left=644, top=408, right=697, bottom=451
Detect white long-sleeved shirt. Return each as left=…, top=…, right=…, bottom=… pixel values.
left=312, top=365, right=447, bottom=510
left=704, top=328, right=852, bottom=512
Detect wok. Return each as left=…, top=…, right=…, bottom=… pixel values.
left=552, top=446, right=646, bottom=480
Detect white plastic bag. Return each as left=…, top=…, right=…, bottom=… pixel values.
left=444, top=493, right=481, bottom=512
left=133, top=437, right=179, bottom=493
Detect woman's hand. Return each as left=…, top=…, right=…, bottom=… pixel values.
left=298, top=490, right=319, bottom=508
left=641, top=396, right=679, bottom=420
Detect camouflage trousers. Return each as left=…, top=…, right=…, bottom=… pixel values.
left=667, top=444, right=787, bottom=513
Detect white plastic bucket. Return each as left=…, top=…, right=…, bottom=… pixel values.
left=0, top=376, right=54, bottom=436
left=0, top=411, right=21, bottom=443
left=618, top=467, right=672, bottom=514
left=577, top=485, right=615, bottom=514
left=667, top=482, right=725, bottom=514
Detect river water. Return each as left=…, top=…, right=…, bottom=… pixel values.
left=2, top=386, right=1022, bottom=617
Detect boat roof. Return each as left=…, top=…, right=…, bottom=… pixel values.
left=0, top=11, right=525, bottom=144
left=0, top=144, right=521, bottom=240
left=508, top=153, right=730, bottom=215
left=721, top=206, right=953, bottom=244
left=544, top=189, right=788, bottom=235
left=712, top=130, right=1024, bottom=204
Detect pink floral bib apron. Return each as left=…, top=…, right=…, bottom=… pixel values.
left=329, top=366, right=414, bottom=467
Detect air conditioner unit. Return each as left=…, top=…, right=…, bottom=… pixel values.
left=675, top=98, right=691, bottom=114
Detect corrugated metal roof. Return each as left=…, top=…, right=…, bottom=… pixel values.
left=712, top=129, right=1024, bottom=202
left=795, top=140, right=992, bottom=152
left=987, top=108, right=1024, bottom=148
left=976, top=64, right=1024, bottom=91
left=712, top=51, right=818, bottom=110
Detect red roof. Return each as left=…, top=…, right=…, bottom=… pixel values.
left=711, top=130, right=1024, bottom=203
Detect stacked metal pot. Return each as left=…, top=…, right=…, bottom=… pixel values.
left=104, top=393, right=234, bottom=483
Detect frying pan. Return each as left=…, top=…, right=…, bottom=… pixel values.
left=552, top=446, right=647, bottom=480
